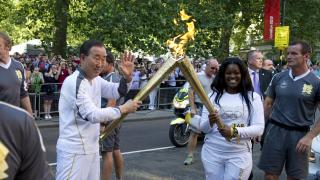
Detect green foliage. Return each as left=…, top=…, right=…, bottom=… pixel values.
left=85, top=0, right=180, bottom=55
left=284, top=0, right=320, bottom=49
left=12, top=0, right=55, bottom=52
left=0, top=0, right=31, bottom=44
left=1, top=0, right=319, bottom=59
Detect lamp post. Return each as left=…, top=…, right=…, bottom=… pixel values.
left=279, top=0, right=286, bottom=67
left=281, top=0, right=286, bottom=26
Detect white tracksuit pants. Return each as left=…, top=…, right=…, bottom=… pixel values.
left=56, top=149, right=100, bottom=180
left=201, top=146, right=252, bottom=180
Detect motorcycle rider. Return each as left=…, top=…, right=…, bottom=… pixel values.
left=184, top=58, right=219, bottom=165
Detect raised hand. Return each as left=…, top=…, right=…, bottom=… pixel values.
left=119, top=51, right=135, bottom=82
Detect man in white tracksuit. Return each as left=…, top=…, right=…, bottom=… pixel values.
left=56, top=39, right=141, bottom=180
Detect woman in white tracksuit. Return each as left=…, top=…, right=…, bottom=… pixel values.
left=200, top=57, right=264, bottom=180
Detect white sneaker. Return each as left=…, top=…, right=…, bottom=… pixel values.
left=48, top=114, right=52, bottom=119
left=44, top=115, right=49, bottom=119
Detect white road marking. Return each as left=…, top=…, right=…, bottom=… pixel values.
left=49, top=146, right=175, bottom=166
left=122, top=146, right=175, bottom=155
left=49, top=162, right=57, bottom=166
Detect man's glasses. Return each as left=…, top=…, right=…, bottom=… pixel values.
left=211, top=67, right=217, bottom=70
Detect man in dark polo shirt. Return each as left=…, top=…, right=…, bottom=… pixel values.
left=0, top=32, right=32, bottom=115
left=258, top=41, right=320, bottom=180
left=0, top=101, right=52, bottom=179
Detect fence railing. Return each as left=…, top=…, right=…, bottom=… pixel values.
left=28, top=80, right=187, bottom=120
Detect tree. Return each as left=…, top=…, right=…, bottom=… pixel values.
left=13, top=0, right=55, bottom=52
left=0, top=0, right=266, bottom=59
left=284, top=0, right=320, bottom=51
left=2, top=0, right=319, bottom=60
left=52, top=0, right=69, bottom=57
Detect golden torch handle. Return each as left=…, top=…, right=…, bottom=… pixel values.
left=177, top=58, right=225, bottom=129
left=100, top=57, right=180, bottom=141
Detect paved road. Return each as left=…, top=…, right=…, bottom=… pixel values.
left=40, top=118, right=285, bottom=179
left=40, top=117, right=174, bottom=163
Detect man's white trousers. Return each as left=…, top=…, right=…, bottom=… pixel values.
left=56, top=149, right=100, bottom=180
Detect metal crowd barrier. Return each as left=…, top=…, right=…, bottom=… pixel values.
left=28, top=80, right=187, bottom=120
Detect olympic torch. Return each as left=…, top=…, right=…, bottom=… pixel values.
left=100, top=57, right=180, bottom=140
left=167, top=10, right=225, bottom=129
left=100, top=9, right=225, bottom=141
left=177, top=58, right=225, bottom=129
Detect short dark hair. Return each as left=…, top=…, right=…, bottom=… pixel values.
left=247, top=50, right=262, bottom=61
left=0, top=32, right=12, bottom=50
left=105, top=50, right=115, bottom=64
left=79, top=39, right=104, bottom=56
left=289, top=40, right=312, bottom=55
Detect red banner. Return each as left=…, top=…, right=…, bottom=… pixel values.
left=264, top=0, right=281, bottom=41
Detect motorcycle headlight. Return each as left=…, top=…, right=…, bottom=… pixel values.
left=181, top=100, right=189, bottom=108
left=173, top=99, right=179, bottom=108
left=176, top=102, right=184, bottom=109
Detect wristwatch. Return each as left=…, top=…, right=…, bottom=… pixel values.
left=231, top=126, right=239, bottom=138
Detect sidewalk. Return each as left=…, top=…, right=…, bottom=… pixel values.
left=36, top=109, right=176, bottom=128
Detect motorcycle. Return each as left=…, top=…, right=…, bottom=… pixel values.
left=169, top=87, right=205, bottom=147
left=169, top=87, right=192, bottom=147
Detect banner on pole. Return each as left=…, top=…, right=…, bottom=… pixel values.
left=263, top=0, right=281, bottom=41
left=274, top=26, right=290, bottom=49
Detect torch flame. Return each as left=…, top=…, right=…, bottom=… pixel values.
left=173, top=18, right=178, bottom=25
left=166, top=10, right=195, bottom=57
left=180, top=10, right=191, bottom=21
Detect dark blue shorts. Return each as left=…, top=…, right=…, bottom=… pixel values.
left=258, top=122, right=309, bottom=179
left=100, top=125, right=121, bottom=153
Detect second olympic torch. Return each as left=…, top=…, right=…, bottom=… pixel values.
left=177, top=58, right=224, bottom=129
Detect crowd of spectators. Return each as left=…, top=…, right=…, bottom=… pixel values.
left=11, top=53, right=79, bottom=118
left=18, top=51, right=318, bottom=119
left=11, top=52, right=209, bottom=119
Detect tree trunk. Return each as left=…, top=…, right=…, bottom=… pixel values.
left=217, top=1, right=237, bottom=62
left=52, top=0, right=69, bottom=58
left=217, top=26, right=233, bottom=61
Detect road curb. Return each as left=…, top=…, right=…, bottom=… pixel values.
left=37, top=111, right=176, bottom=128
left=124, top=115, right=175, bottom=123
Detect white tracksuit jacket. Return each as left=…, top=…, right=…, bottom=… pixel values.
left=57, top=69, right=131, bottom=154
